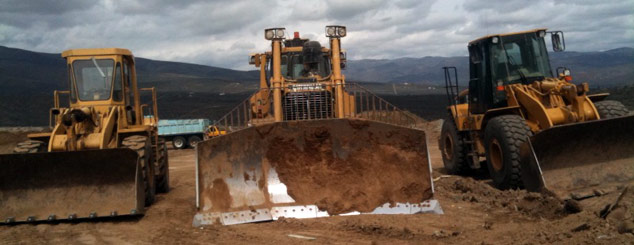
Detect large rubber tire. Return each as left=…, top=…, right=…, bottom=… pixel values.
left=122, top=135, right=156, bottom=206
left=172, top=136, right=186, bottom=149
left=188, top=135, right=202, bottom=148
left=484, top=115, right=531, bottom=190
left=439, top=119, right=472, bottom=174
left=154, top=138, right=170, bottom=193
left=13, top=140, right=47, bottom=153
left=594, top=100, right=629, bottom=119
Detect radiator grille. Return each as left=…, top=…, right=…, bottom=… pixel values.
left=283, top=91, right=333, bottom=120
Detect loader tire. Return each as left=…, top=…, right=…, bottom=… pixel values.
left=484, top=115, right=531, bottom=190
left=123, top=135, right=156, bottom=206
left=439, top=119, right=472, bottom=174
left=13, top=140, right=46, bottom=153
left=155, top=138, right=170, bottom=193
left=172, top=136, right=186, bottom=149
left=594, top=100, right=629, bottom=119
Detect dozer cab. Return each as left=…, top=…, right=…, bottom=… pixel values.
left=0, top=48, right=169, bottom=224
left=440, top=29, right=634, bottom=201
left=194, top=26, right=441, bottom=226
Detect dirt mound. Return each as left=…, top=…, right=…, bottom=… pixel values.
left=196, top=119, right=433, bottom=215
left=436, top=177, right=566, bottom=219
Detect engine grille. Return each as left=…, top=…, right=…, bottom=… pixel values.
left=283, top=91, right=333, bottom=120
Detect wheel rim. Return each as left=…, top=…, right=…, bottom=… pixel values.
left=174, top=139, right=184, bottom=148
left=489, top=138, right=503, bottom=171
left=442, top=133, right=454, bottom=161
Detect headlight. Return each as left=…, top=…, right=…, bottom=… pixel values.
left=337, top=27, right=346, bottom=37
left=264, top=28, right=285, bottom=40
left=326, top=26, right=336, bottom=36
left=265, top=29, right=275, bottom=40
left=275, top=29, right=285, bottom=38
left=492, top=36, right=499, bottom=44
left=538, top=30, right=546, bottom=38
left=325, top=25, right=347, bottom=38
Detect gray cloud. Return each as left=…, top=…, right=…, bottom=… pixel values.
left=0, top=0, right=632, bottom=70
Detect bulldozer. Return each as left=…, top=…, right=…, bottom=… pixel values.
left=0, top=48, right=169, bottom=223
left=440, top=29, right=634, bottom=201
left=194, top=26, right=441, bottom=226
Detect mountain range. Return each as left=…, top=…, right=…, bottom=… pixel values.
left=1, top=45, right=632, bottom=126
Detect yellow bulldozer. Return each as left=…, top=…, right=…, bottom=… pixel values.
left=194, top=26, right=441, bottom=226
left=0, top=48, right=169, bottom=223
left=440, top=29, right=634, bottom=201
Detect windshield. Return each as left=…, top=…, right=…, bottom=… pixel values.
left=72, top=59, right=115, bottom=101
left=490, top=33, right=552, bottom=84
left=280, top=52, right=331, bottom=80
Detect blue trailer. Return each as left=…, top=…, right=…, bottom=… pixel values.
left=158, top=119, right=210, bottom=149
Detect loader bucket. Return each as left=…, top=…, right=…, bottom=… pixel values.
left=0, top=149, right=144, bottom=223
left=193, top=118, right=441, bottom=226
left=521, top=115, right=634, bottom=199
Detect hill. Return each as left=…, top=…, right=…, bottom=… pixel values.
left=1, top=45, right=633, bottom=126
left=346, top=47, right=634, bottom=87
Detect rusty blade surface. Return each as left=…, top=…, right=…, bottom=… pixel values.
left=195, top=119, right=435, bottom=225
left=0, top=149, right=144, bottom=223
left=521, top=115, right=634, bottom=199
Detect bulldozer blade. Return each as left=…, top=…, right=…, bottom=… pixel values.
left=0, top=149, right=144, bottom=224
left=520, top=115, right=634, bottom=199
left=193, top=119, right=441, bottom=226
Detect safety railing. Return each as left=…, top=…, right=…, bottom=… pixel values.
left=212, top=82, right=420, bottom=134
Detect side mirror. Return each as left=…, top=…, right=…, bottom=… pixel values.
left=550, top=31, right=565, bottom=52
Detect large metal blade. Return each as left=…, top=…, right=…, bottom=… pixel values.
left=0, top=149, right=144, bottom=223
left=521, top=115, right=634, bottom=199
left=194, top=119, right=441, bottom=226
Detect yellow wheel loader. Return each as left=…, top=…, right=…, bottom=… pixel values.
left=194, top=26, right=441, bottom=226
left=440, top=29, right=634, bottom=201
left=0, top=48, right=169, bottom=224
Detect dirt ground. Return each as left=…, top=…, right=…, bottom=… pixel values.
left=1, top=122, right=633, bottom=244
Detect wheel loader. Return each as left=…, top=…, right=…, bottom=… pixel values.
left=194, top=26, right=441, bottom=226
left=440, top=29, right=634, bottom=201
left=0, top=48, right=169, bottom=224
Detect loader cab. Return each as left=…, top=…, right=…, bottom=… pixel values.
left=62, top=49, right=138, bottom=108
left=467, top=29, right=565, bottom=114
left=61, top=48, right=145, bottom=126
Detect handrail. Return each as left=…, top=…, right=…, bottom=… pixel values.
left=212, top=82, right=421, bottom=134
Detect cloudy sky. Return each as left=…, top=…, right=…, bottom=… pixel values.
left=1, top=0, right=632, bottom=70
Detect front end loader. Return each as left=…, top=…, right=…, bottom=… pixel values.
left=194, top=26, right=441, bottom=226
left=0, top=48, right=169, bottom=224
left=440, top=29, right=634, bottom=203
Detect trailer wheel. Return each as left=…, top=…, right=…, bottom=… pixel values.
left=439, top=119, right=472, bottom=174
left=188, top=135, right=202, bottom=147
left=594, top=100, right=629, bottom=119
left=172, top=136, right=186, bottom=149
left=123, top=135, right=156, bottom=206
left=484, top=115, right=531, bottom=190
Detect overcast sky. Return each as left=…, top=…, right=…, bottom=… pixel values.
left=1, top=0, right=632, bottom=70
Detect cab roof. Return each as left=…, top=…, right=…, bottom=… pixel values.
left=61, top=48, right=133, bottom=58
left=468, top=28, right=547, bottom=45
